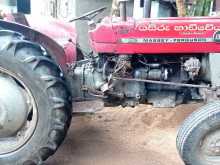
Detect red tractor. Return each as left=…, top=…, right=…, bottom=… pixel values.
left=1, top=0, right=220, bottom=164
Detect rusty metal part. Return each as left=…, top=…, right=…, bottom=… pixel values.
left=113, top=76, right=210, bottom=88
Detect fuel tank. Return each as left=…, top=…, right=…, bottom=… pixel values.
left=89, top=17, right=220, bottom=54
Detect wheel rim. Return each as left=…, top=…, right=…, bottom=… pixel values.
left=200, top=129, right=220, bottom=164
left=0, top=67, right=38, bottom=155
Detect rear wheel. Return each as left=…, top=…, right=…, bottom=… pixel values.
left=0, top=30, right=72, bottom=165
left=177, top=102, right=220, bottom=165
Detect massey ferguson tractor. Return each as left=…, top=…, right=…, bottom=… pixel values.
left=1, top=0, right=220, bottom=164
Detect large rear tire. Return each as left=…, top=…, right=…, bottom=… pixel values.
left=177, top=102, right=220, bottom=165
left=0, top=30, right=72, bottom=165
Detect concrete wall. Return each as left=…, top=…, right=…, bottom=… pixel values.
left=0, top=0, right=17, bottom=12
left=216, top=0, right=220, bottom=11
left=31, top=0, right=75, bottom=20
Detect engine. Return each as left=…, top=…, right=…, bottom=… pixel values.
left=72, top=54, right=206, bottom=108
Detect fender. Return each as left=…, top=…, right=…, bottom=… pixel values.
left=0, top=15, right=76, bottom=73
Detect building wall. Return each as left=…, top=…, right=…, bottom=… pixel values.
left=31, top=0, right=75, bottom=20
left=216, top=0, right=220, bottom=11
left=0, top=0, right=17, bottom=12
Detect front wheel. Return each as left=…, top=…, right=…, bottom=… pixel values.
left=177, top=102, right=220, bottom=165
left=0, top=31, right=72, bottom=165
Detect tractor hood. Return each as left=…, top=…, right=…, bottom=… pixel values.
left=89, top=17, right=220, bottom=54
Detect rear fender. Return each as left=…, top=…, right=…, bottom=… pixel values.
left=0, top=20, right=68, bottom=73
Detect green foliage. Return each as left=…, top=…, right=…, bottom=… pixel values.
left=185, top=0, right=214, bottom=16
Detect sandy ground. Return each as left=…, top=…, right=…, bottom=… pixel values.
left=47, top=103, right=203, bottom=165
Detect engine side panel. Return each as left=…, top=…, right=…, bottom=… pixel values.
left=90, top=17, right=220, bottom=54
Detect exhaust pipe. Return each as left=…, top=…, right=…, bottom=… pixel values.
left=119, top=0, right=129, bottom=21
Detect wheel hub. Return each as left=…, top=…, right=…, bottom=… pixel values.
left=198, top=129, right=220, bottom=165
left=0, top=68, right=38, bottom=155
left=0, top=75, right=28, bottom=138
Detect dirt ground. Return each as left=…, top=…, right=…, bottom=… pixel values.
left=47, top=103, right=203, bottom=165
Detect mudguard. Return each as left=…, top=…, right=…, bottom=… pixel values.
left=0, top=14, right=77, bottom=73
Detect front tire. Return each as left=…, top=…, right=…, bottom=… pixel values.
left=0, top=30, right=72, bottom=165
left=177, top=102, right=220, bottom=165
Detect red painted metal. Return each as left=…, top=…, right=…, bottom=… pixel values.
left=3, top=14, right=77, bottom=64
left=89, top=17, right=220, bottom=54
left=25, top=15, right=77, bottom=63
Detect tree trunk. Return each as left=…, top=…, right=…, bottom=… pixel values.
left=111, top=0, right=120, bottom=16
left=203, top=0, right=214, bottom=16
left=194, top=0, right=205, bottom=16
left=176, top=0, right=187, bottom=16
left=194, top=0, right=214, bottom=16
